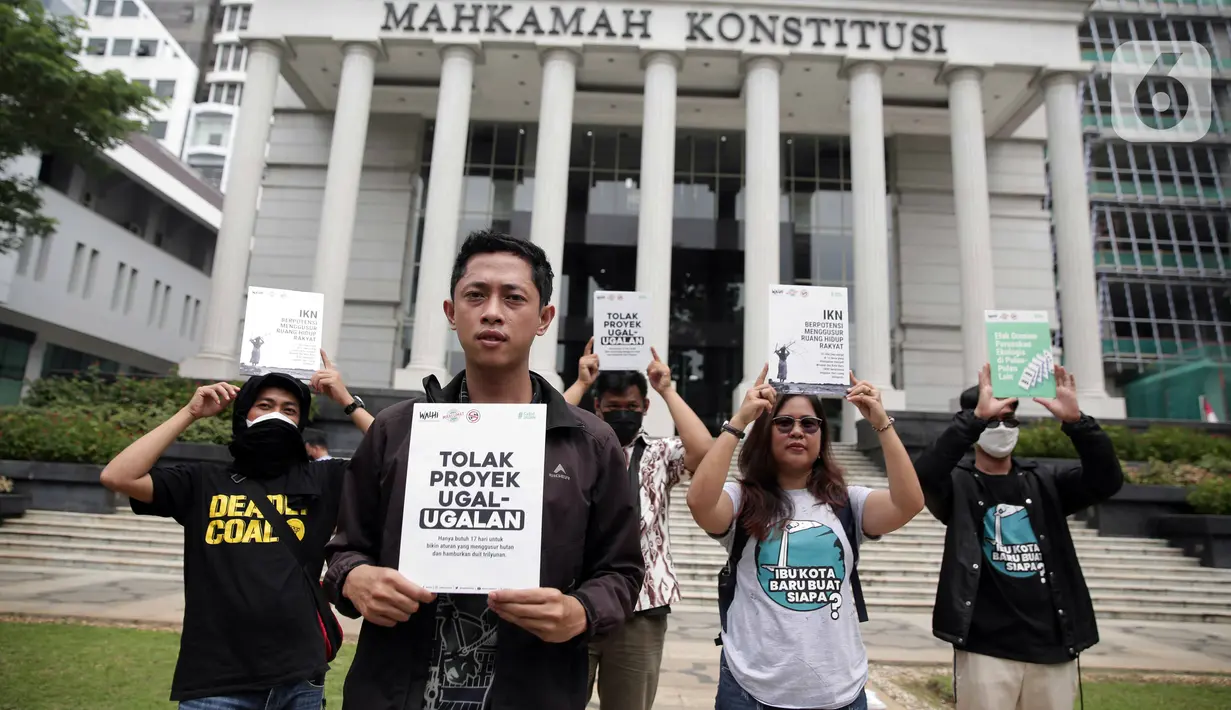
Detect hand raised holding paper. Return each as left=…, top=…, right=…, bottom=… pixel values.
left=487, top=587, right=588, bottom=643
left=730, top=363, right=777, bottom=430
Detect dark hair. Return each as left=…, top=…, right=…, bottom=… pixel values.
left=593, top=370, right=648, bottom=401
left=736, top=394, right=847, bottom=542
left=303, top=428, right=328, bottom=449
left=959, top=385, right=1020, bottom=412
left=449, top=229, right=555, bottom=306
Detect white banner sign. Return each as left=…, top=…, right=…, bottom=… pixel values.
left=593, top=291, right=651, bottom=371
left=239, top=287, right=323, bottom=380
left=766, top=285, right=850, bottom=396
left=399, top=403, right=546, bottom=593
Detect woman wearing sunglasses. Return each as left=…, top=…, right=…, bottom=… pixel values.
left=687, top=364, right=924, bottom=710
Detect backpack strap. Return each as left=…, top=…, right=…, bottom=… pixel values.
left=836, top=501, right=870, bottom=623
left=714, top=516, right=750, bottom=646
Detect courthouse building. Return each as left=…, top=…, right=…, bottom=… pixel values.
left=180, top=0, right=1143, bottom=435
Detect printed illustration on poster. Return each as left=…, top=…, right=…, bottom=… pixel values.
left=239, top=287, right=324, bottom=380
left=766, top=286, right=850, bottom=396
left=399, top=403, right=546, bottom=594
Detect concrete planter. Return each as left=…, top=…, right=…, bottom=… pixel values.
left=0, top=460, right=112, bottom=514
left=1088, top=484, right=1194, bottom=538
left=1154, top=514, right=1231, bottom=568
left=0, top=492, right=30, bottom=520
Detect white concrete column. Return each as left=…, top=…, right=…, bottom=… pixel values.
left=394, top=45, right=478, bottom=391
left=636, top=51, right=680, bottom=438
left=733, top=56, right=782, bottom=414
left=180, top=39, right=282, bottom=381
left=945, top=66, right=997, bottom=377
left=526, top=48, right=578, bottom=393
left=19, top=336, right=47, bottom=400
left=312, top=42, right=378, bottom=359
left=1043, top=71, right=1125, bottom=417
left=847, top=61, right=903, bottom=413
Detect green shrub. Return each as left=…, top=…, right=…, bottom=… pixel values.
left=0, top=368, right=321, bottom=464
left=1124, top=459, right=1221, bottom=487
left=0, top=408, right=135, bottom=464
left=1188, top=476, right=1231, bottom=515
left=1015, top=419, right=1231, bottom=464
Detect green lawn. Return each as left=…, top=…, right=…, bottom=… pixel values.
left=0, top=620, right=354, bottom=710
left=910, top=673, right=1231, bottom=710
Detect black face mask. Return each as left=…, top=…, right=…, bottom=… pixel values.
left=603, top=409, right=644, bottom=447
left=229, top=417, right=308, bottom=479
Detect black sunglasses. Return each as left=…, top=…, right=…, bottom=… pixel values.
left=772, top=416, right=824, bottom=435
left=987, top=417, right=1020, bottom=429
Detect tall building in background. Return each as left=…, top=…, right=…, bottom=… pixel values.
left=183, top=1, right=250, bottom=189
left=67, top=0, right=200, bottom=155
left=139, top=0, right=215, bottom=71
left=1077, top=0, right=1231, bottom=421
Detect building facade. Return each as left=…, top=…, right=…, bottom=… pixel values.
left=0, top=136, right=222, bottom=404
left=70, top=0, right=202, bottom=155
left=181, top=0, right=1139, bottom=435
left=1078, top=0, right=1231, bottom=421
left=183, top=0, right=253, bottom=189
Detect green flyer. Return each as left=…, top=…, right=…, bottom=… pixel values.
left=985, top=310, right=1056, bottom=399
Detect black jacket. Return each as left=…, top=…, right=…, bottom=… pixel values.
left=912, top=410, right=1123, bottom=658
left=323, top=371, right=644, bottom=710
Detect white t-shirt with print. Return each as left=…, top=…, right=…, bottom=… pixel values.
left=717, top=481, right=874, bottom=710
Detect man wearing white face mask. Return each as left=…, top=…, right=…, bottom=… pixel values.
left=100, top=355, right=371, bottom=709
left=912, top=363, right=1122, bottom=710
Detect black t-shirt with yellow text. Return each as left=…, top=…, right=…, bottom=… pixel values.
left=131, top=460, right=346, bottom=701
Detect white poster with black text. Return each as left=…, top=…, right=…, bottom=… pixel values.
left=766, top=285, right=850, bottom=396
left=593, top=290, right=651, bottom=371
left=399, top=403, right=546, bottom=593
left=239, top=286, right=324, bottom=380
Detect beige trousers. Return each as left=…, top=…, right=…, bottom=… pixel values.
left=955, top=650, right=1078, bottom=710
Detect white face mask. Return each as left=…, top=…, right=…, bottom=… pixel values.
left=977, top=426, right=1019, bottom=459
left=247, top=411, right=297, bottom=429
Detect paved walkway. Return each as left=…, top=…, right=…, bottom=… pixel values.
left=3, top=565, right=1231, bottom=709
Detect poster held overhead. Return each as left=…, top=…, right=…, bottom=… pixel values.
left=399, top=403, right=546, bottom=594
left=239, top=287, right=324, bottom=381
left=986, top=310, right=1057, bottom=399
left=766, top=285, right=850, bottom=396
left=593, top=291, right=651, bottom=371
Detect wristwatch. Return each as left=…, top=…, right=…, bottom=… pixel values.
left=344, top=396, right=366, bottom=416
left=720, top=420, right=746, bottom=439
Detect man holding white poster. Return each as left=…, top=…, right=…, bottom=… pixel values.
left=325, top=230, right=643, bottom=710
left=766, top=285, right=851, bottom=396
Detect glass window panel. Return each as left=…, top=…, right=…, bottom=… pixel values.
left=120, top=0, right=138, bottom=16
left=137, top=39, right=158, bottom=57
left=95, top=0, right=115, bottom=16
left=112, top=39, right=133, bottom=56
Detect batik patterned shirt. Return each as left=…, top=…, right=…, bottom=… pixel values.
left=625, top=432, right=689, bottom=612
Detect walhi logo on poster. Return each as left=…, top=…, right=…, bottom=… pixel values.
left=985, top=310, right=1056, bottom=399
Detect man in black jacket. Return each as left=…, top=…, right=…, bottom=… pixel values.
left=324, top=230, right=644, bottom=710
left=913, top=363, right=1122, bottom=710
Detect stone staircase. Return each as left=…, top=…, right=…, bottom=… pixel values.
left=2, top=443, right=1231, bottom=624
left=666, top=442, right=1231, bottom=624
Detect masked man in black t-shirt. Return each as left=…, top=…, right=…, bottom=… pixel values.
left=912, top=364, right=1122, bottom=710
left=99, top=352, right=373, bottom=709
